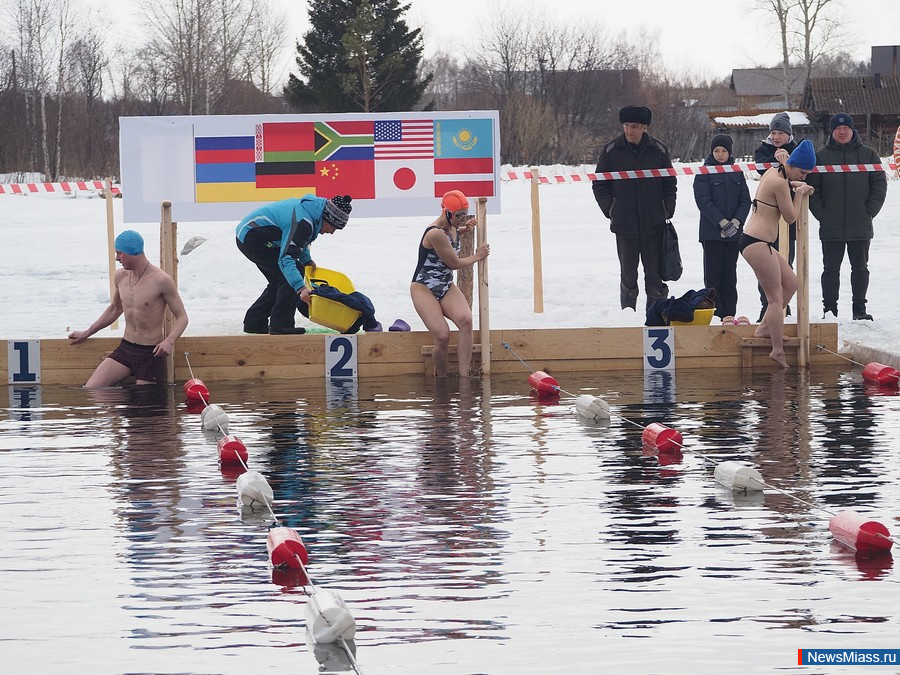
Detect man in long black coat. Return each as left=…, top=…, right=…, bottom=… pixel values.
left=592, top=105, right=677, bottom=311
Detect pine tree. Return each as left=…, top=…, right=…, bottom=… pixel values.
left=285, top=0, right=432, bottom=112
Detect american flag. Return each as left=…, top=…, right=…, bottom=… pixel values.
left=374, top=120, right=434, bottom=160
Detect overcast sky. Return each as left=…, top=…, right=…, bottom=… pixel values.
left=114, top=0, right=900, bottom=82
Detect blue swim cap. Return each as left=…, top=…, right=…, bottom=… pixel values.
left=786, top=139, right=816, bottom=171
left=114, top=230, right=144, bottom=255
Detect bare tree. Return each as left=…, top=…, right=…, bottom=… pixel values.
left=793, top=0, right=844, bottom=84
left=754, top=0, right=843, bottom=102
left=241, top=0, right=286, bottom=95
left=141, top=0, right=255, bottom=114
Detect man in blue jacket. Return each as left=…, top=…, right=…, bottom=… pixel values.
left=236, top=194, right=352, bottom=334
left=807, top=114, right=887, bottom=320
left=592, top=105, right=677, bottom=311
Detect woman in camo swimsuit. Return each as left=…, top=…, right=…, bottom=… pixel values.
left=411, top=190, right=490, bottom=377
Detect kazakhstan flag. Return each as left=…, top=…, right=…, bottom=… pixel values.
left=435, top=119, right=493, bottom=159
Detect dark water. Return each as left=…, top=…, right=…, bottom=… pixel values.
left=2, top=367, right=899, bottom=674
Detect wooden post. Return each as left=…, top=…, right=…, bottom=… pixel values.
left=457, top=211, right=475, bottom=308
left=476, top=197, right=490, bottom=376
left=159, top=201, right=177, bottom=383
left=104, top=178, right=118, bottom=330
left=795, top=194, right=810, bottom=368
left=530, top=166, right=544, bottom=313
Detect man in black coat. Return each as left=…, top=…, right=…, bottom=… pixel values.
left=807, top=113, right=888, bottom=320
left=592, top=105, right=677, bottom=311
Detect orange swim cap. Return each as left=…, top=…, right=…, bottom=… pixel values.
left=440, top=190, right=469, bottom=212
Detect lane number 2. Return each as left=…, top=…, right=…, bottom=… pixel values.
left=325, top=335, right=358, bottom=378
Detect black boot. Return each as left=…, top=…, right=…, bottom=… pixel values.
left=269, top=326, right=307, bottom=335
left=620, top=285, right=638, bottom=311
left=822, top=305, right=838, bottom=319
left=852, top=304, right=873, bottom=321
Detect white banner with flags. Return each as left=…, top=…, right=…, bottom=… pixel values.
left=119, top=111, right=501, bottom=223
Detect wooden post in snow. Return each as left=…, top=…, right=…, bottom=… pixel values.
left=795, top=195, right=810, bottom=368
left=458, top=210, right=474, bottom=308
left=531, top=166, right=544, bottom=313
left=160, top=201, right=177, bottom=384
left=104, top=178, right=118, bottom=330
left=476, top=197, right=490, bottom=376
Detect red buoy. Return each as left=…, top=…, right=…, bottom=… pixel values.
left=184, top=377, right=210, bottom=402
left=861, top=362, right=900, bottom=387
left=829, top=510, right=893, bottom=554
left=267, top=527, right=309, bottom=569
left=641, top=422, right=683, bottom=452
left=217, top=435, right=248, bottom=465
left=527, top=370, right=560, bottom=394
left=271, top=566, right=310, bottom=588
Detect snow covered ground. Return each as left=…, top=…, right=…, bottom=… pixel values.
left=2, top=164, right=897, bottom=364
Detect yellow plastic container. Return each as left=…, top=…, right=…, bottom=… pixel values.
left=670, top=308, right=715, bottom=326
left=303, top=267, right=362, bottom=332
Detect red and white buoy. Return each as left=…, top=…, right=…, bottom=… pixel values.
left=200, top=404, right=229, bottom=433
left=861, top=362, right=900, bottom=388
left=305, top=589, right=357, bottom=644
left=714, top=461, right=765, bottom=492
left=267, top=527, right=309, bottom=569
left=217, top=435, right=249, bottom=465
left=575, top=394, right=611, bottom=421
left=236, top=471, right=274, bottom=509
left=184, top=377, right=210, bottom=402
left=641, top=422, right=683, bottom=452
left=829, top=510, right=893, bottom=555
left=528, top=370, right=560, bottom=395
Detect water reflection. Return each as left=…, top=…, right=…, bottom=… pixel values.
left=2, top=367, right=900, bottom=673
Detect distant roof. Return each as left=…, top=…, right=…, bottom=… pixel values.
left=731, top=68, right=808, bottom=97
left=709, top=110, right=811, bottom=128
left=808, top=75, right=900, bottom=116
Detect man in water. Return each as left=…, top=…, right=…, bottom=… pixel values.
left=68, top=230, right=189, bottom=387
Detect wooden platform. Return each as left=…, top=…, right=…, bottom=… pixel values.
left=3, top=323, right=842, bottom=385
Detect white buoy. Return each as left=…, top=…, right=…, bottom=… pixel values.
left=236, top=470, right=274, bottom=508
left=200, top=404, right=229, bottom=433
left=575, top=394, right=611, bottom=421
left=714, top=461, right=765, bottom=492
left=305, top=589, right=356, bottom=644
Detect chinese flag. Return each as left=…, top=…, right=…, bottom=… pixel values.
left=312, top=160, right=374, bottom=199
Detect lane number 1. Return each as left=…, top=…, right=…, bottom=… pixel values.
left=7, top=340, right=41, bottom=384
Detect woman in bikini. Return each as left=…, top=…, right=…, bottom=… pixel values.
left=740, top=139, right=816, bottom=368
left=411, top=190, right=490, bottom=377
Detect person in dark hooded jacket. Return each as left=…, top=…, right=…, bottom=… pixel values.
left=592, top=105, right=677, bottom=311
left=753, top=111, right=799, bottom=321
left=693, top=134, right=751, bottom=319
left=806, top=113, right=888, bottom=320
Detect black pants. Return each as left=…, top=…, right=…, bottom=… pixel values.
left=821, top=239, right=870, bottom=311
left=615, top=234, right=668, bottom=310
left=702, top=240, right=740, bottom=318
left=758, top=224, right=796, bottom=311
left=236, top=237, right=303, bottom=331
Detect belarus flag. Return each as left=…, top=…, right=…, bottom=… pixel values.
left=433, top=157, right=495, bottom=198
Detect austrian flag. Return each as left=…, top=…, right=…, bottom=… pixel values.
left=434, top=156, right=495, bottom=197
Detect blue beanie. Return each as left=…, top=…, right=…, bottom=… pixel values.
left=786, top=139, right=816, bottom=171
left=114, top=230, right=144, bottom=255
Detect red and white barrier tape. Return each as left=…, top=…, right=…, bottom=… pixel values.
left=505, top=161, right=899, bottom=183
left=0, top=180, right=121, bottom=195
